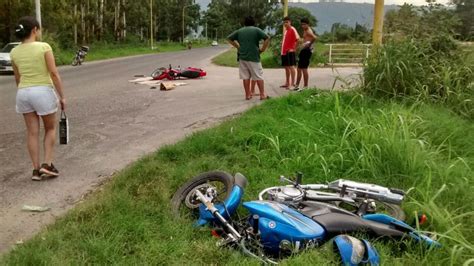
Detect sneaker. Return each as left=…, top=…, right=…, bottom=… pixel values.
left=39, top=163, right=59, bottom=178
left=292, top=86, right=302, bottom=92
left=32, top=169, right=41, bottom=181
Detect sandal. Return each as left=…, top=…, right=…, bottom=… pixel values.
left=260, top=96, right=271, bottom=100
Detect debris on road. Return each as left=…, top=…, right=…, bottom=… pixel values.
left=160, top=82, right=187, bottom=91
left=129, top=76, right=187, bottom=91
left=21, top=205, right=51, bottom=212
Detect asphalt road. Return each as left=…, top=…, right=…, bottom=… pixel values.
left=0, top=46, right=361, bottom=253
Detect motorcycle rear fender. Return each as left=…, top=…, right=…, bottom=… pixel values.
left=363, top=214, right=441, bottom=247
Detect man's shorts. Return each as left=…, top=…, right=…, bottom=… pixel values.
left=16, top=86, right=58, bottom=116
left=281, top=52, right=296, bottom=67
left=239, top=60, right=264, bottom=80
left=298, top=48, right=313, bottom=69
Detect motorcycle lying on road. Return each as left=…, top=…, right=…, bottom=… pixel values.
left=151, top=64, right=206, bottom=80
left=71, top=46, right=89, bottom=66
left=171, top=171, right=440, bottom=264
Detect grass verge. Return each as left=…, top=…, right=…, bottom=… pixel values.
left=2, top=90, right=473, bottom=265
left=54, top=41, right=212, bottom=66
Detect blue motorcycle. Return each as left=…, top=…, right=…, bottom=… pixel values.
left=171, top=171, right=440, bottom=265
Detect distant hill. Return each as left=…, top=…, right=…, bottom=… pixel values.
left=195, top=1, right=399, bottom=34
left=288, top=2, right=398, bottom=34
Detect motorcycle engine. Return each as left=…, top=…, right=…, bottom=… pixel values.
left=266, top=187, right=304, bottom=204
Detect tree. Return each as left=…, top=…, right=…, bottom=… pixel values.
left=204, top=0, right=279, bottom=39
left=454, top=0, right=474, bottom=40
left=268, top=6, right=318, bottom=36
left=352, top=23, right=370, bottom=43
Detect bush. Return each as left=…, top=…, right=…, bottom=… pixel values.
left=362, top=39, right=474, bottom=120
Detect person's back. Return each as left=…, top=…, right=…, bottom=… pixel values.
left=11, top=41, right=53, bottom=89
left=227, top=16, right=270, bottom=101
left=230, top=26, right=267, bottom=63
left=10, top=16, right=66, bottom=181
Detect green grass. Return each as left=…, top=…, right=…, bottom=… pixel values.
left=2, top=91, right=473, bottom=265
left=212, top=42, right=328, bottom=68
left=54, top=41, right=212, bottom=66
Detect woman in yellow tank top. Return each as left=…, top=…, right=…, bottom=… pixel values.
left=10, top=16, right=66, bottom=181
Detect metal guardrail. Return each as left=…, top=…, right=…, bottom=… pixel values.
left=326, top=44, right=372, bottom=64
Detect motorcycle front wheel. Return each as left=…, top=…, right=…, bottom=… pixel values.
left=71, top=57, right=78, bottom=66
left=170, top=171, right=234, bottom=218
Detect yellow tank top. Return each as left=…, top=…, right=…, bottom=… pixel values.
left=10, top=42, right=53, bottom=89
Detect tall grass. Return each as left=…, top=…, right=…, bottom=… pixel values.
left=362, top=40, right=474, bottom=120
left=2, top=91, right=473, bottom=265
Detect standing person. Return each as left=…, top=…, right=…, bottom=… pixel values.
left=280, top=16, right=299, bottom=90
left=294, top=18, right=317, bottom=91
left=10, top=16, right=66, bottom=181
left=228, top=16, right=270, bottom=100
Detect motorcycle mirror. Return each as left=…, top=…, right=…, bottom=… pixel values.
left=296, top=172, right=303, bottom=185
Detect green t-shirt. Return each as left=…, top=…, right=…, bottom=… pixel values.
left=227, top=26, right=268, bottom=63
left=10, top=42, right=53, bottom=89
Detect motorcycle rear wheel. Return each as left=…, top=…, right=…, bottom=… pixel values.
left=337, top=200, right=406, bottom=221
left=171, top=171, right=234, bottom=218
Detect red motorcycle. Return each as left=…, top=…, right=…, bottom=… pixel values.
left=151, top=64, right=206, bottom=80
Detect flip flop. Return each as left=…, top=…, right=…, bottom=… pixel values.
left=279, top=85, right=289, bottom=88
left=260, top=96, right=271, bottom=100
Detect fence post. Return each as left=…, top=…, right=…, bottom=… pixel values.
left=329, top=44, right=332, bottom=64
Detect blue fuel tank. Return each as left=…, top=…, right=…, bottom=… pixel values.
left=243, top=200, right=326, bottom=253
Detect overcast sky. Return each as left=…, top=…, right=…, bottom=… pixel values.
left=292, top=0, right=451, bottom=5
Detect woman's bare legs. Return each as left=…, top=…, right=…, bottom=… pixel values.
left=23, top=112, right=40, bottom=170
left=41, top=113, right=56, bottom=165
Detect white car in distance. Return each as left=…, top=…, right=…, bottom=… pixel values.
left=0, top=42, right=20, bottom=73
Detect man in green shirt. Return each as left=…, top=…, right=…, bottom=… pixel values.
left=227, top=16, right=270, bottom=100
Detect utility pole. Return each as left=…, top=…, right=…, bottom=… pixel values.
left=372, top=0, right=384, bottom=45
left=150, top=0, right=153, bottom=49
left=182, top=4, right=192, bottom=43
left=282, top=0, right=288, bottom=33
left=35, top=0, right=42, bottom=27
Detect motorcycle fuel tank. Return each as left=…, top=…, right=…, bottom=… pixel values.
left=243, top=200, right=326, bottom=253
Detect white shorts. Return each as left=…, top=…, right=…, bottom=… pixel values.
left=16, top=86, right=58, bottom=116
left=239, top=60, right=264, bottom=80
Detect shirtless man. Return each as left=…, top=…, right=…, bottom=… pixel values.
left=294, top=18, right=317, bottom=91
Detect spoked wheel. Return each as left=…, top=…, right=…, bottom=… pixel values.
left=171, top=171, right=234, bottom=219
left=151, top=67, right=166, bottom=79
left=337, top=200, right=406, bottom=221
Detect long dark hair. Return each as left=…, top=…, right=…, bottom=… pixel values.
left=15, top=16, right=40, bottom=41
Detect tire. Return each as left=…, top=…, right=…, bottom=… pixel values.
left=71, top=57, right=78, bottom=66
left=151, top=68, right=166, bottom=80
left=337, top=200, right=406, bottom=221
left=171, top=171, right=234, bottom=218
left=374, top=201, right=405, bottom=221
